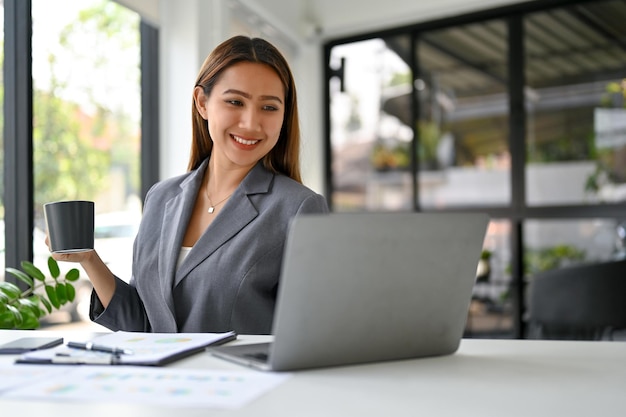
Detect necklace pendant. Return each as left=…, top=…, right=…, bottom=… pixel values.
left=208, top=206, right=215, bottom=214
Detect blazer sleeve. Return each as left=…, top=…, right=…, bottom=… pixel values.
left=89, top=275, right=152, bottom=332
left=296, top=192, right=329, bottom=215
left=88, top=181, right=164, bottom=332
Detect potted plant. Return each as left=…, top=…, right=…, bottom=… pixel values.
left=0, top=257, right=80, bottom=329
left=476, top=250, right=492, bottom=283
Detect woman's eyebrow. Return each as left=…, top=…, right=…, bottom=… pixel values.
left=223, top=88, right=283, bottom=104
left=260, top=95, right=283, bottom=104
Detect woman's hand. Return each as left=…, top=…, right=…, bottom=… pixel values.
left=44, top=234, right=96, bottom=263
left=44, top=233, right=116, bottom=308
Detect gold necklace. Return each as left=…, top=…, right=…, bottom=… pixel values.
left=205, top=184, right=232, bottom=214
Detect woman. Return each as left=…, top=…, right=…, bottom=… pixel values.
left=51, top=36, right=328, bottom=334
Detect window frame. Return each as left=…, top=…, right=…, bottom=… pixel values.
left=2, top=0, right=159, bottom=281
left=323, top=0, right=626, bottom=338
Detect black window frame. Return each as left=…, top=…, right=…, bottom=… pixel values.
left=323, top=0, right=626, bottom=338
left=2, top=0, right=159, bottom=280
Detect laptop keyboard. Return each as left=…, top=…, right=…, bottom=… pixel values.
left=243, top=352, right=269, bottom=362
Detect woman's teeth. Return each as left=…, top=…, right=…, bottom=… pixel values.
left=232, top=135, right=259, bottom=145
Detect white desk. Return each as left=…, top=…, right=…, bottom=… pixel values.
left=1, top=329, right=625, bottom=416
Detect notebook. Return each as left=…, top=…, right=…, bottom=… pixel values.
left=210, top=212, right=489, bottom=371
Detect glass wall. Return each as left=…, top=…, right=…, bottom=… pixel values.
left=468, top=219, right=512, bottom=338
left=521, top=0, right=626, bottom=338
left=326, top=0, right=626, bottom=339
left=416, top=21, right=510, bottom=209
left=328, top=25, right=515, bottom=337
left=30, top=0, right=141, bottom=322
left=524, top=219, right=618, bottom=271
left=525, top=1, right=626, bottom=206
left=0, top=2, right=4, bottom=283
left=330, top=36, right=413, bottom=211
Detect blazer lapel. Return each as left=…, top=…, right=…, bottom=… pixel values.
left=159, top=159, right=207, bottom=314
left=174, top=162, right=275, bottom=286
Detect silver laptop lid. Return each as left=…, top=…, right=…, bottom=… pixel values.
left=268, top=212, right=489, bottom=371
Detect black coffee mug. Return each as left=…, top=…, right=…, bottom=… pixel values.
left=44, top=200, right=95, bottom=253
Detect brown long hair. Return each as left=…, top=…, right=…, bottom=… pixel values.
left=188, top=35, right=302, bottom=183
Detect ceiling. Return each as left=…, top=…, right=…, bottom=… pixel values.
left=381, top=0, right=626, bottom=126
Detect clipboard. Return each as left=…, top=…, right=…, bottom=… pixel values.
left=16, top=331, right=237, bottom=366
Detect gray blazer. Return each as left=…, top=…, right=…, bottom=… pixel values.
left=90, top=159, right=328, bottom=334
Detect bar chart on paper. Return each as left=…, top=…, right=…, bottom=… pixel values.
left=1, top=366, right=290, bottom=409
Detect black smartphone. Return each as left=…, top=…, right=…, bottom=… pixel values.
left=0, top=337, right=64, bottom=354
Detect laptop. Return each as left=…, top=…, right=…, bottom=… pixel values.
left=210, top=212, right=489, bottom=371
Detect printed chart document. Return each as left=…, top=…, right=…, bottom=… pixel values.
left=17, top=331, right=237, bottom=366
left=0, top=364, right=74, bottom=393
left=0, top=364, right=290, bottom=409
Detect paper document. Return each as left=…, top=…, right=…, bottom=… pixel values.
left=0, top=364, right=290, bottom=409
left=17, top=331, right=236, bottom=366
left=0, top=364, right=73, bottom=393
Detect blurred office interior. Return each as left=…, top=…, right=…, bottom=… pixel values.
left=2, top=0, right=625, bottom=340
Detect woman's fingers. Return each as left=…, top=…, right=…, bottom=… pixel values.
left=50, top=249, right=95, bottom=263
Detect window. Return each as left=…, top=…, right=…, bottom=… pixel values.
left=417, top=20, right=510, bottom=209
left=329, top=36, right=413, bottom=211
left=525, top=2, right=626, bottom=206
left=325, top=0, right=626, bottom=339
left=0, top=2, right=4, bottom=279
left=32, top=0, right=141, bottom=279
left=2, top=0, right=159, bottom=324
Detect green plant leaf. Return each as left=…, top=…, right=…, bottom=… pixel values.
left=20, top=261, right=46, bottom=281
left=56, top=283, right=68, bottom=305
left=48, top=257, right=61, bottom=279
left=66, top=283, right=76, bottom=302
left=6, top=305, right=23, bottom=327
left=18, top=298, right=43, bottom=318
left=40, top=297, right=53, bottom=314
left=45, top=285, right=60, bottom=309
left=15, top=308, right=40, bottom=330
left=0, top=291, right=10, bottom=305
left=65, top=268, right=80, bottom=282
left=0, top=311, right=15, bottom=328
left=0, top=282, right=22, bottom=299
left=5, top=267, right=35, bottom=287
left=0, top=256, right=83, bottom=329
left=32, top=300, right=47, bottom=318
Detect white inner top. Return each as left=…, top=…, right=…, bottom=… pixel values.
left=177, top=246, right=192, bottom=270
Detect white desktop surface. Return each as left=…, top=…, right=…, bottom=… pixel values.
left=1, top=329, right=625, bottom=416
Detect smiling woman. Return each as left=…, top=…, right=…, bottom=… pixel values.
left=48, top=36, right=329, bottom=335
left=195, top=62, right=285, bottom=186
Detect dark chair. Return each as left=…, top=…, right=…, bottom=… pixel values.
left=527, top=259, right=626, bottom=340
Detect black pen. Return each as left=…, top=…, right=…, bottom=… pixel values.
left=67, top=341, right=134, bottom=355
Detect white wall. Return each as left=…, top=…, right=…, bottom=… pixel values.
left=117, top=0, right=527, bottom=193
left=156, top=0, right=234, bottom=180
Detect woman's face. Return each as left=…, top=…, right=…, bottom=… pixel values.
left=195, top=61, right=285, bottom=170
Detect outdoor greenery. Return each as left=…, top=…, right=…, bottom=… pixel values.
left=32, top=0, right=140, bottom=221
left=524, top=244, right=586, bottom=276
left=584, top=79, right=626, bottom=195
left=0, top=257, right=80, bottom=329
left=370, top=121, right=441, bottom=171
left=0, top=1, right=139, bottom=322
left=371, top=142, right=410, bottom=171
left=0, top=0, right=140, bottom=222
